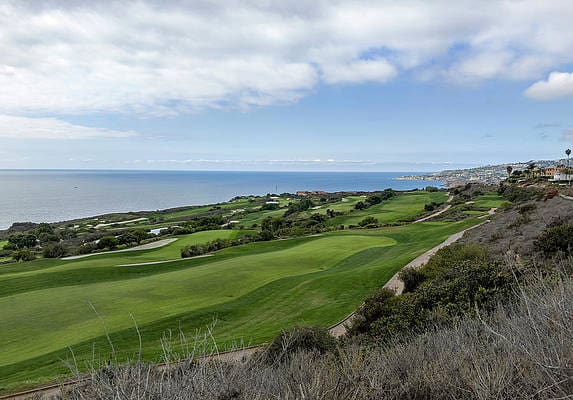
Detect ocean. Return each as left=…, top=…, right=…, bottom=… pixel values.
left=0, top=170, right=440, bottom=230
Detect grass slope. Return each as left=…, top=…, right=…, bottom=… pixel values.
left=0, top=218, right=479, bottom=392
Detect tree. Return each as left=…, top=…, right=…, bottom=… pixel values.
left=566, top=149, right=571, bottom=185
left=506, top=166, right=513, bottom=177
left=132, top=229, right=149, bottom=244
left=8, top=234, right=38, bottom=249
left=98, top=236, right=118, bottom=250
left=12, top=249, right=35, bottom=262
left=42, top=243, right=66, bottom=258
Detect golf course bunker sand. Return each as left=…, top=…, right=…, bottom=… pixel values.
left=62, top=238, right=178, bottom=260
left=116, top=253, right=214, bottom=267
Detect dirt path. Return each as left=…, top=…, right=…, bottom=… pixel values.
left=62, top=238, right=178, bottom=260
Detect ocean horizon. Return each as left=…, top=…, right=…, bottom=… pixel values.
left=0, top=169, right=441, bottom=229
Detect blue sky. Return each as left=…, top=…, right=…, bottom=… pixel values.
left=1, top=1, right=573, bottom=172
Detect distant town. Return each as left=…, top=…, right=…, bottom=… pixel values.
left=398, top=157, right=573, bottom=187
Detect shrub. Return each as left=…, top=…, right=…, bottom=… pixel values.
left=98, top=236, right=118, bottom=250
left=181, top=244, right=206, bottom=258
left=42, top=243, right=66, bottom=258
left=399, top=267, right=425, bottom=292
left=12, top=249, right=36, bottom=262
left=77, top=243, right=97, bottom=255
left=518, top=203, right=537, bottom=214
left=263, top=326, right=336, bottom=363
left=535, top=224, right=573, bottom=255
left=358, top=216, right=378, bottom=227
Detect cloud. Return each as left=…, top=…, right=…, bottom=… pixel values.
left=322, top=59, right=397, bottom=84
left=2, top=1, right=573, bottom=115
left=0, top=115, right=137, bottom=139
left=525, top=72, right=573, bottom=100
left=534, top=122, right=561, bottom=129
left=562, top=129, right=573, bottom=142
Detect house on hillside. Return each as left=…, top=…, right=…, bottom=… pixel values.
left=540, top=166, right=564, bottom=178
left=550, top=172, right=573, bottom=182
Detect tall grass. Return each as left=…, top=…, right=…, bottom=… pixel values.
left=70, top=264, right=573, bottom=400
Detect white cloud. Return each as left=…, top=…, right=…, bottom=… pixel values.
left=1, top=1, right=573, bottom=116
left=525, top=72, right=573, bottom=100
left=322, top=59, right=397, bottom=84
left=0, top=115, right=136, bottom=139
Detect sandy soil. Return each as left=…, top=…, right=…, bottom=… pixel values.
left=62, top=238, right=178, bottom=260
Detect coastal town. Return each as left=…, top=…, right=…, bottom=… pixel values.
left=398, top=155, right=573, bottom=187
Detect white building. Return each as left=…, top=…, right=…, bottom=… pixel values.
left=550, top=172, right=573, bottom=182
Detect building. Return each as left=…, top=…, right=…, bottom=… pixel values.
left=540, top=166, right=564, bottom=177
left=550, top=172, right=573, bottom=182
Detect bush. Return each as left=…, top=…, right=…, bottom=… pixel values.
left=535, top=224, right=573, bottom=255
left=98, top=236, right=118, bottom=250
left=498, top=184, right=539, bottom=203
left=12, top=249, right=36, bottom=262
left=358, top=216, right=378, bottom=227
left=181, top=244, right=206, bottom=258
left=42, top=243, right=66, bottom=258
left=399, top=267, right=425, bottom=292
left=264, top=326, right=336, bottom=363
left=518, top=203, right=537, bottom=214
left=77, top=243, right=97, bottom=255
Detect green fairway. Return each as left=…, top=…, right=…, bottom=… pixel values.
left=473, top=193, right=509, bottom=209
left=327, top=191, right=447, bottom=227
left=0, top=217, right=479, bottom=392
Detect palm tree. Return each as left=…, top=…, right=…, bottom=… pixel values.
left=566, top=149, right=571, bottom=185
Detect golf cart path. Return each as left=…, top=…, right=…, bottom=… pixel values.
left=413, top=193, right=453, bottom=223
left=62, top=238, right=178, bottom=260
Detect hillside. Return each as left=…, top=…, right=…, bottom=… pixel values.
left=398, top=158, right=571, bottom=186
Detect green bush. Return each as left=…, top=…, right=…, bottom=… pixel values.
left=535, top=224, right=573, bottom=255
left=12, top=249, right=36, bottom=262
left=264, top=326, right=336, bottom=363
left=42, top=243, right=66, bottom=258
left=399, top=267, right=425, bottom=292
left=358, top=216, right=379, bottom=227
left=350, top=244, right=514, bottom=341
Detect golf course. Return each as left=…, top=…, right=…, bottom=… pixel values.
left=0, top=190, right=487, bottom=392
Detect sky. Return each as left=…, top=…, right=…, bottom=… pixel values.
left=1, top=1, right=573, bottom=172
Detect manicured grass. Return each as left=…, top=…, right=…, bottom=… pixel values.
left=0, top=218, right=479, bottom=392
left=0, top=240, right=7, bottom=250
left=327, top=191, right=447, bottom=227
left=473, top=193, right=510, bottom=209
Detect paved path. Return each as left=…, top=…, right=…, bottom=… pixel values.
left=62, top=238, right=178, bottom=260
left=413, top=193, right=454, bottom=223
